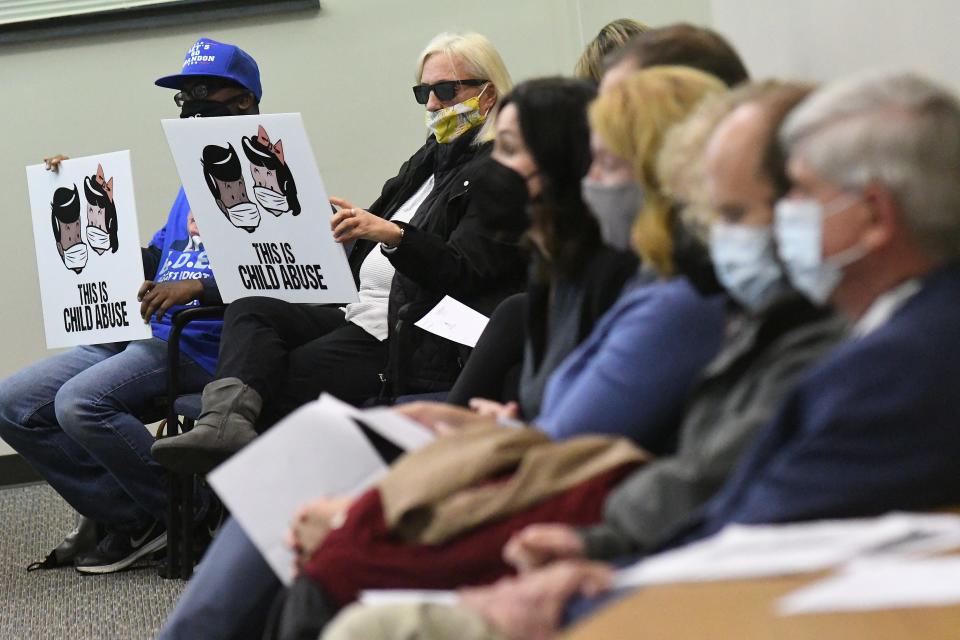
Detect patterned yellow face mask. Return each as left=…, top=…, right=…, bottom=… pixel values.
left=425, top=86, right=489, bottom=144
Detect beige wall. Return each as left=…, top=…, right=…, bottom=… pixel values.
left=0, top=0, right=711, bottom=458
left=710, top=0, right=960, bottom=90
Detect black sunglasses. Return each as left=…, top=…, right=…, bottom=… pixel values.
left=412, top=79, right=488, bottom=105
left=174, top=82, right=247, bottom=107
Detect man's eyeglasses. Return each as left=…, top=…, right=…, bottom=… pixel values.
left=412, top=79, right=488, bottom=105
left=174, top=83, right=243, bottom=107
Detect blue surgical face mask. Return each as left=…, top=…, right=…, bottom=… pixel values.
left=709, top=221, right=789, bottom=312
left=773, top=195, right=867, bottom=305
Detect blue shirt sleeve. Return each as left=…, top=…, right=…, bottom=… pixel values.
left=148, top=187, right=189, bottom=250
left=534, top=279, right=726, bottom=448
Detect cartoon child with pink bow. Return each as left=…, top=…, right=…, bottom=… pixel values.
left=83, top=164, right=119, bottom=254
left=242, top=125, right=301, bottom=217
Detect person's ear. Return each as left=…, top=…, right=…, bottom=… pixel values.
left=480, top=84, right=497, bottom=117
left=860, top=181, right=897, bottom=251
left=237, top=93, right=256, bottom=114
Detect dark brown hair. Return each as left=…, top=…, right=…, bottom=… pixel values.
left=499, top=77, right=600, bottom=279
left=608, top=23, right=750, bottom=88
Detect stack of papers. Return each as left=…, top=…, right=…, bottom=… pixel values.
left=614, top=513, right=960, bottom=589
left=779, top=556, right=960, bottom=615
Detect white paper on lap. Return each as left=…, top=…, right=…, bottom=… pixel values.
left=311, top=392, right=437, bottom=452
left=26, top=151, right=152, bottom=348
left=207, top=396, right=387, bottom=585
left=414, top=296, right=489, bottom=348
left=162, top=113, right=358, bottom=304
left=207, top=393, right=437, bottom=585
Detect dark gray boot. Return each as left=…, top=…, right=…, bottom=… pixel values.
left=151, top=377, right=262, bottom=475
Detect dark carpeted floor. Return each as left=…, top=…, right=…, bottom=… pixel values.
left=0, top=483, right=185, bottom=639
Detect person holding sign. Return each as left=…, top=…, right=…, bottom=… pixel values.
left=152, top=32, right=530, bottom=474
left=0, top=38, right=263, bottom=575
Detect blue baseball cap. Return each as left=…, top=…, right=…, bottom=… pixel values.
left=155, top=38, right=263, bottom=103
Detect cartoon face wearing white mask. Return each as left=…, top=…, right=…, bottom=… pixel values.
left=202, top=142, right=261, bottom=233
left=83, top=164, right=119, bottom=255
left=51, top=184, right=88, bottom=274
left=242, top=125, right=301, bottom=217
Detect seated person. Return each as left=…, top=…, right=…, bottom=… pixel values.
left=599, top=22, right=749, bottom=94
left=0, top=37, right=261, bottom=574
left=151, top=32, right=529, bottom=475
left=573, top=18, right=648, bottom=83
left=335, top=70, right=960, bottom=639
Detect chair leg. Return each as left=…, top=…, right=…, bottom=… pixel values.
left=160, top=471, right=182, bottom=579
left=181, top=473, right=195, bottom=579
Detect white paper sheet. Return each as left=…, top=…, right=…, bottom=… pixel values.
left=207, top=396, right=388, bottom=585
left=360, top=590, right=459, bottom=607
left=355, top=407, right=437, bottom=451
left=314, top=393, right=436, bottom=452
left=414, top=296, right=489, bottom=348
left=778, top=556, right=960, bottom=615
left=614, top=513, right=960, bottom=589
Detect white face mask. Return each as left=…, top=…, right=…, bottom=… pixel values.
left=225, top=201, right=261, bottom=232
left=86, top=226, right=111, bottom=253
left=580, top=178, right=643, bottom=251
left=709, top=222, right=789, bottom=312
left=774, top=195, right=867, bottom=305
left=63, top=242, right=88, bottom=272
left=253, top=186, right=290, bottom=216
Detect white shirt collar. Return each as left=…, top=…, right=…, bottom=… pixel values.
left=853, top=278, right=923, bottom=338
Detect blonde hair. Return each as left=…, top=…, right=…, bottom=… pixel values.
left=574, top=18, right=649, bottom=82
left=588, top=66, right=726, bottom=274
left=416, top=32, right=513, bottom=144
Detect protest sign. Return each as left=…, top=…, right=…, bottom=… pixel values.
left=162, top=113, right=358, bottom=304
left=26, top=151, right=152, bottom=348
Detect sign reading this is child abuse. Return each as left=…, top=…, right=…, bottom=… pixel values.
left=162, top=113, right=358, bottom=304
left=26, top=151, right=152, bottom=349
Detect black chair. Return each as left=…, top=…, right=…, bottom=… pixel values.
left=157, top=305, right=226, bottom=580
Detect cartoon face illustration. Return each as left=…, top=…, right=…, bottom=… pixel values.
left=82, top=164, right=118, bottom=255
left=51, top=185, right=87, bottom=274
left=242, top=125, right=301, bottom=217
left=202, top=143, right=260, bottom=233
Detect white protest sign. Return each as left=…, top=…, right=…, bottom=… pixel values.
left=162, top=113, right=358, bottom=304
left=26, top=151, right=152, bottom=348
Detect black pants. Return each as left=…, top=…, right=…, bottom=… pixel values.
left=446, top=292, right=526, bottom=407
left=215, top=296, right=389, bottom=429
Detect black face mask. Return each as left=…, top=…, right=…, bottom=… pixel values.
left=469, top=156, right=532, bottom=219
left=180, top=97, right=243, bottom=119
left=672, top=218, right=725, bottom=297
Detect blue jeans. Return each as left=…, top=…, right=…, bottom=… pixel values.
left=0, top=339, right=211, bottom=531
left=158, top=517, right=280, bottom=640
